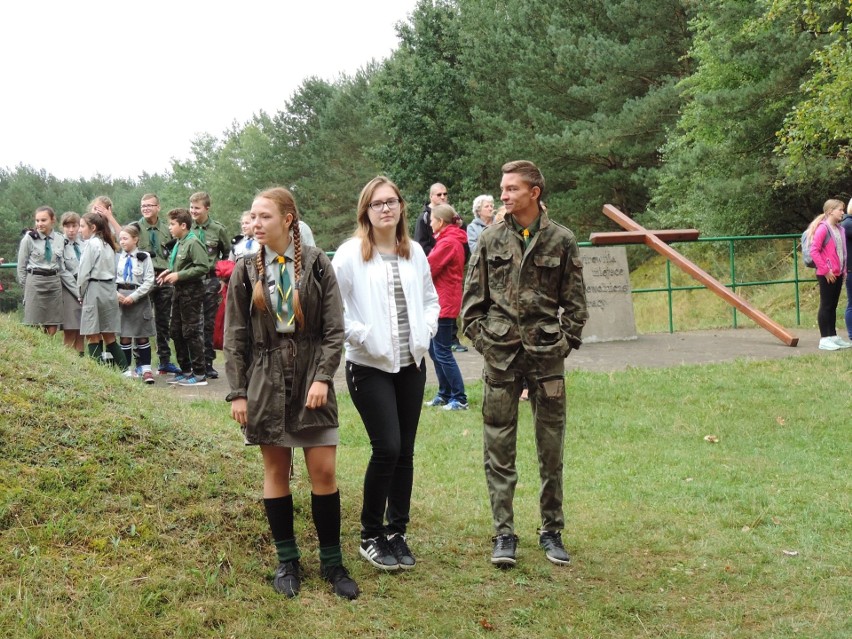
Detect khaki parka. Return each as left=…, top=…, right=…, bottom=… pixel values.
left=224, top=246, right=344, bottom=442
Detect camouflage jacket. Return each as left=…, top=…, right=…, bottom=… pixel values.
left=461, top=211, right=588, bottom=371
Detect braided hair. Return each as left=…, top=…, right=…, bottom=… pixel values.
left=249, top=188, right=304, bottom=328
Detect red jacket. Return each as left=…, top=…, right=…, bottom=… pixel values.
left=427, top=224, right=467, bottom=318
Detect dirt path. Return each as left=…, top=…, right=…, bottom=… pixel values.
left=154, top=327, right=835, bottom=401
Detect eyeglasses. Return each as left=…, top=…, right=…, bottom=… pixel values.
left=435, top=192, right=448, bottom=197
left=141, top=204, right=159, bottom=208
left=368, top=198, right=401, bottom=212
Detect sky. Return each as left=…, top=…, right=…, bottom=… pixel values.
left=0, top=0, right=419, bottom=181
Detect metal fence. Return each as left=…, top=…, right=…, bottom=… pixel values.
left=576, top=232, right=814, bottom=333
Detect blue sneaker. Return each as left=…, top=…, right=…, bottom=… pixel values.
left=178, top=375, right=208, bottom=387
left=424, top=396, right=448, bottom=407
left=158, top=362, right=181, bottom=375
left=168, top=373, right=190, bottom=384
left=450, top=343, right=468, bottom=353
left=443, top=400, right=469, bottom=411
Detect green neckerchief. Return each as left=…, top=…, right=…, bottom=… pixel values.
left=511, top=214, right=541, bottom=249
left=194, top=221, right=208, bottom=247
left=43, top=233, right=53, bottom=262
left=169, top=231, right=197, bottom=270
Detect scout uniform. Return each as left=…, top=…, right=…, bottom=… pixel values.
left=116, top=249, right=156, bottom=339
left=60, top=234, right=85, bottom=330
left=461, top=210, right=588, bottom=536
left=77, top=236, right=120, bottom=336
left=169, top=230, right=209, bottom=379
left=229, top=234, right=258, bottom=261
left=17, top=229, right=78, bottom=327
left=192, top=216, right=230, bottom=368
left=137, top=214, right=176, bottom=368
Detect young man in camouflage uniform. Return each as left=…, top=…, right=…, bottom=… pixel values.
left=136, top=194, right=180, bottom=375
left=461, top=160, right=588, bottom=568
left=189, top=191, right=230, bottom=379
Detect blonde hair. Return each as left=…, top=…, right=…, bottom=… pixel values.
left=431, top=203, right=458, bottom=225
left=806, top=199, right=846, bottom=241
left=355, top=176, right=411, bottom=262
left=249, top=188, right=304, bottom=328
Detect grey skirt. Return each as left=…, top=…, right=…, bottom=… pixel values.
left=61, top=287, right=82, bottom=330
left=242, top=424, right=339, bottom=449
left=23, top=274, right=63, bottom=326
left=120, top=297, right=156, bottom=338
left=80, top=281, right=121, bottom=335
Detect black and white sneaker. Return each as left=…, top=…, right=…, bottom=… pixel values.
left=491, top=533, right=519, bottom=567
left=387, top=533, right=416, bottom=569
left=359, top=536, right=400, bottom=571
left=539, top=530, right=571, bottom=566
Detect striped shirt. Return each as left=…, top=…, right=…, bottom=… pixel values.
left=381, top=253, right=414, bottom=367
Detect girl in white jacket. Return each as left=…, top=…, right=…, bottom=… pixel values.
left=332, top=176, right=439, bottom=573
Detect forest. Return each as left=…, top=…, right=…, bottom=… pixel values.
left=2, top=0, right=850, bottom=290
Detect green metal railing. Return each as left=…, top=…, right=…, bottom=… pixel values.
left=0, top=233, right=819, bottom=331
left=576, top=233, right=815, bottom=333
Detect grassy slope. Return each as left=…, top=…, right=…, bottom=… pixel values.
left=0, top=314, right=849, bottom=639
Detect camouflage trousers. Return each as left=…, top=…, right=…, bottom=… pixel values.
left=170, top=280, right=206, bottom=377
left=482, top=351, right=567, bottom=536
left=202, top=275, right=221, bottom=364
left=149, top=279, right=174, bottom=365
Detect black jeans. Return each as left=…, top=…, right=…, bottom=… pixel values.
left=346, top=360, right=426, bottom=539
left=817, top=275, right=843, bottom=337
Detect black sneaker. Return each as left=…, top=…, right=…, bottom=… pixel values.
left=539, top=530, right=571, bottom=566
left=206, top=365, right=219, bottom=379
left=491, top=533, right=518, bottom=567
left=386, top=533, right=416, bottom=569
left=359, top=536, right=400, bottom=571
left=272, top=559, right=301, bottom=597
left=322, top=564, right=360, bottom=600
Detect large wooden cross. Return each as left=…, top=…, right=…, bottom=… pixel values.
left=589, top=204, right=799, bottom=347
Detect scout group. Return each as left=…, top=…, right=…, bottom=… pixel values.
left=16, top=161, right=590, bottom=600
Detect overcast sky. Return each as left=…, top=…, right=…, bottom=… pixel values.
left=1, top=0, right=419, bottom=180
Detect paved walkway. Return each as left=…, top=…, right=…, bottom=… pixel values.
left=163, top=327, right=837, bottom=401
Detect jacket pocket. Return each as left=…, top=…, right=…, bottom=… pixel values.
left=533, top=253, right=561, bottom=290
left=486, top=252, right=513, bottom=290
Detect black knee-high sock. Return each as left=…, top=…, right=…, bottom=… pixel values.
left=312, top=491, right=343, bottom=567
left=136, top=340, right=151, bottom=367
left=264, top=495, right=299, bottom=562
left=121, top=342, right=133, bottom=368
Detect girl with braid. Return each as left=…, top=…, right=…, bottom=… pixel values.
left=224, top=187, right=359, bottom=600
left=77, top=210, right=127, bottom=369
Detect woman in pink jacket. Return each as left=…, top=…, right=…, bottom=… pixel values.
left=807, top=199, right=851, bottom=350
left=425, top=203, right=469, bottom=410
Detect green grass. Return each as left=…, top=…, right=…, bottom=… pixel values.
left=0, top=314, right=849, bottom=638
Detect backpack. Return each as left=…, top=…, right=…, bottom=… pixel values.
left=801, top=224, right=829, bottom=268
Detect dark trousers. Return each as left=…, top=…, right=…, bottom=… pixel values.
left=428, top=317, right=467, bottom=403
left=202, top=276, right=221, bottom=365
left=171, top=280, right=206, bottom=377
left=346, top=360, right=426, bottom=539
left=150, top=280, right=174, bottom=365
left=817, top=275, right=843, bottom=337
left=482, top=351, right=567, bottom=535
left=845, top=273, right=852, bottom=339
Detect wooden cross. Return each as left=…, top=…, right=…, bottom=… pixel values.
left=589, top=204, right=799, bottom=347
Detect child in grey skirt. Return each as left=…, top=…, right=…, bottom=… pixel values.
left=117, top=224, right=156, bottom=382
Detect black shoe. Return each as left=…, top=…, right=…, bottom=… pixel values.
left=539, top=531, right=571, bottom=566
left=272, top=559, right=301, bottom=597
left=359, top=536, right=400, bottom=571
left=386, top=533, right=416, bottom=569
left=491, top=533, right=518, bottom=567
left=205, top=365, right=219, bottom=379
left=322, top=564, right=360, bottom=600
